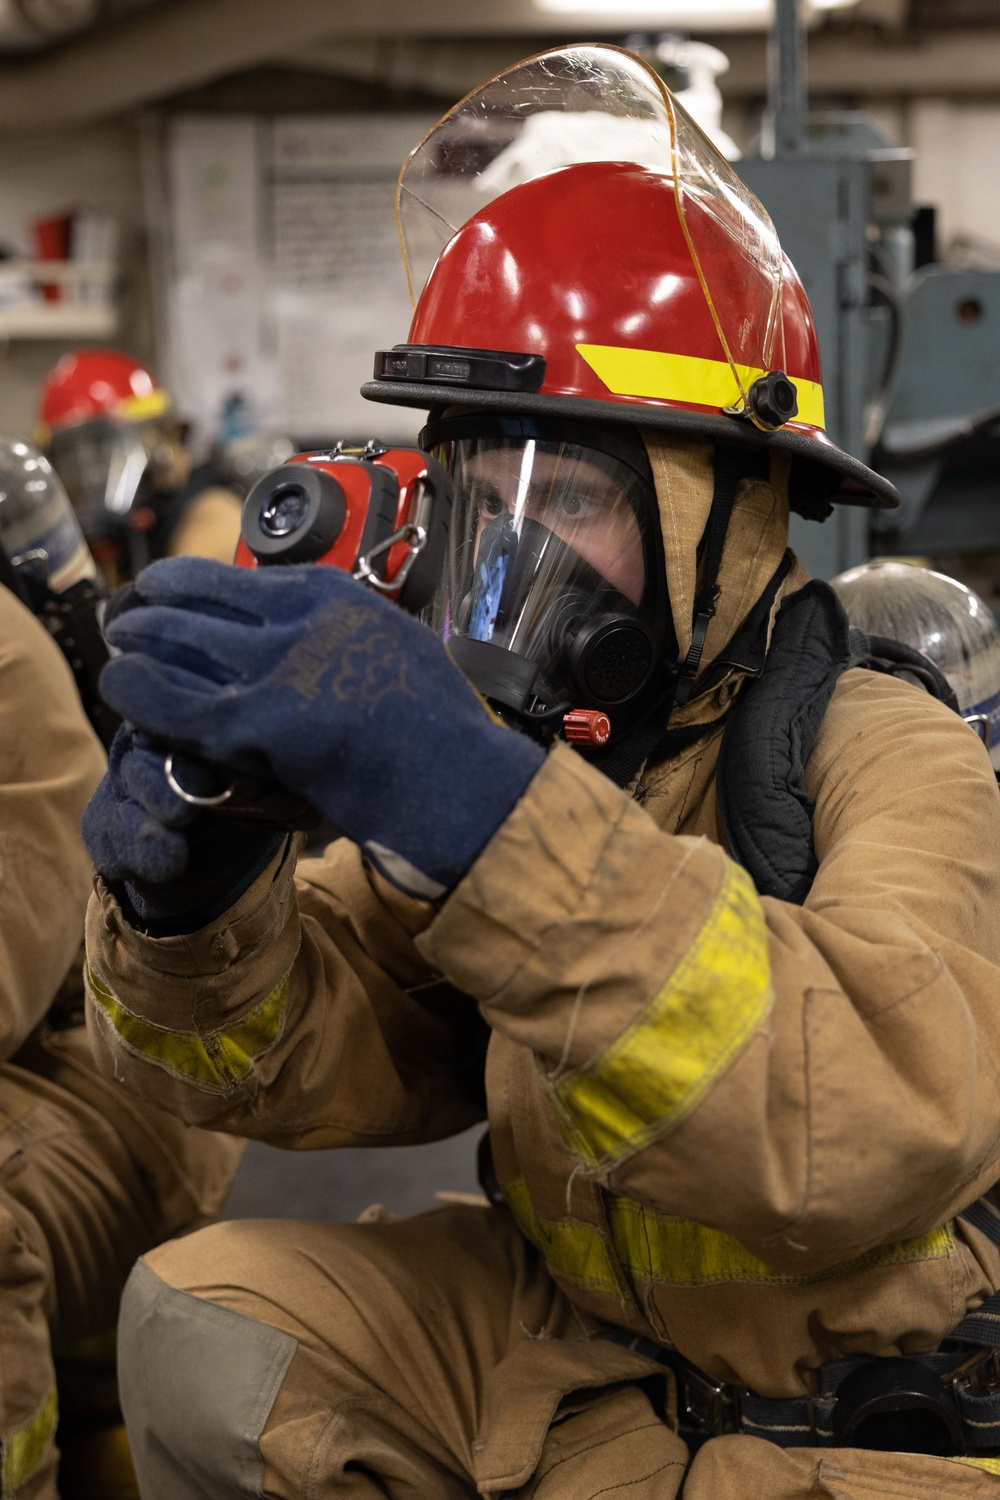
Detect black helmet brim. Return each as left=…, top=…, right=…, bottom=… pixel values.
left=361, top=380, right=900, bottom=516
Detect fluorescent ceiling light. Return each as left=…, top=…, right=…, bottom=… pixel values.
left=531, top=0, right=861, bottom=22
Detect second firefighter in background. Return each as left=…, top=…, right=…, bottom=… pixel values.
left=0, top=505, right=242, bottom=1497
left=38, top=348, right=244, bottom=583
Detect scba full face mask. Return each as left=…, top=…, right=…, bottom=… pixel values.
left=424, top=416, right=673, bottom=739
left=47, top=414, right=151, bottom=532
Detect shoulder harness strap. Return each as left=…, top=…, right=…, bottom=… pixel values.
left=717, top=583, right=964, bottom=905
left=717, top=579, right=852, bottom=906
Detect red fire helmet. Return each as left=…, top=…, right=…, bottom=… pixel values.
left=364, top=45, right=898, bottom=514
left=38, top=350, right=170, bottom=438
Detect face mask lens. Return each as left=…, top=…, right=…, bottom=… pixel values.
left=429, top=434, right=659, bottom=713
left=48, top=418, right=150, bottom=529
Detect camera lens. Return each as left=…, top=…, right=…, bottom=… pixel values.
left=243, top=463, right=346, bottom=564
left=260, top=484, right=309, bottom=538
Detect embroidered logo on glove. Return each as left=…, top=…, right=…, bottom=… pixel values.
left=274, top=600, right=417, bottom=708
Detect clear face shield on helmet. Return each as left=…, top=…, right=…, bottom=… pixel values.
left=46, top=415, right=151, bottom=535
left=0, top=437, right=119, bottom=749
left=832, top=560, right=1000, bottom=774
left=0, top=439, right=96, bottom=597
left=396, top=44, right=787, bottom=424
left=423, top=418, right=671, bottom=732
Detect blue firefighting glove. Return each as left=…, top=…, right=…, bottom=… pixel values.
left=96, top=557, right=544, bottom=898
left=83, top=724, right=284, bottom=934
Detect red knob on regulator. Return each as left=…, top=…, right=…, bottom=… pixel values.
left=563, top=709, right=611, bottom=747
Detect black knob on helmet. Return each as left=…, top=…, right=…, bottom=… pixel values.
left=747, top=370, right=799, bottom=431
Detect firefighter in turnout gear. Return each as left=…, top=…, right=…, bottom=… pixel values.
left=39, top=349, right=243, bottom=585
left=0, top=581, right=242, bottom=1499
left=83, top=46, right=1000, bottom=1498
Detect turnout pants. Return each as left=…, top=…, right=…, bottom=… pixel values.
left=0, top=1024, right=241, bottom=1500
left=120, top=1203, right=1000, bottom=1500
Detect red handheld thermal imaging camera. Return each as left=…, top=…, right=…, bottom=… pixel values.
left=161, top=442, right=453, bottom=833
left=235, top=440, right=451, bottom=615
left=164, top=437, right=612, bottom=828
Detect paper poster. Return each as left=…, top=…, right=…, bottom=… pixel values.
left=165, top=117, right=274, bottom=442
left=269, top=116, right=435, bottom=441
left=158, top=112, right=436, bottom=445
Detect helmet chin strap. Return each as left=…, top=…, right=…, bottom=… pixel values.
left=594, top=443, right=772, bottom=792
left=674, top=444, right=767, bottom=708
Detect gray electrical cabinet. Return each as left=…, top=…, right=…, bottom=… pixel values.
left=738, top=147, right=912, bottom=578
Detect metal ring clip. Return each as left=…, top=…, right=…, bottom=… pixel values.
left=164, top=753, right=233, bottom=808
left=353, top=519, right=428, bottom=594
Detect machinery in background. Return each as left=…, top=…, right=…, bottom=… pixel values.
left=735, top=0, right=1000, bottom=601
left=625, top=34, right=741, bottom=160
left=869, top=269, right=1000, bottom=617
left=735, top=0, right=913, bottom=580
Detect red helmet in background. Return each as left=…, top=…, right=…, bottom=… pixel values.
left=37, top=351, right=173, bottom=583
left=38, top=350, right=169, bottom=438
left=364, top=45, right=898, bottom=514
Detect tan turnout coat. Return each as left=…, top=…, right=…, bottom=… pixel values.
left=86, top=438, right=1000, bottom=1491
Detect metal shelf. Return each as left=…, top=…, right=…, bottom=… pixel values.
left=0, top=261, right=118, bottom=340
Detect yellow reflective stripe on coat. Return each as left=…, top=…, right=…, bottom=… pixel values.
left=504, top=1177, right=955, bottom=1293
left=606, top=1197, right=953, bottom=1289
left=85, top=962, right=288, bottom=1094
left=551, top=860, right=772, bottom=1168
left=504, top=1177, right=621, bottom=1292
left=576, top=343, right=826, bottom=429
left=2, top=1385, right=57, bottom=1494
left=952, top=1457, right=1000, bottom=1476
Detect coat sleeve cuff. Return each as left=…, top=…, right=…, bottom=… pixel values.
left=86, top=835, right=303, bottom=1032
left=416, top=742, right=636, bottom=1000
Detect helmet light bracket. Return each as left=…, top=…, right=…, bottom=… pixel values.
left=375, top=345, right=545, bottom=394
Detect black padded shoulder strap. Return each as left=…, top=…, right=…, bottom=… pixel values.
left=717, top=580, right=852, bottom=905
left=855, top=633, right=961, bottom=715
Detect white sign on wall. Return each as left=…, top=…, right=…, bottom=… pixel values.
left=911, top=101, right=1000, bottom=262
left=166, top=117, right=273, bottom=439
left=158, top=112, right=436, bottom=446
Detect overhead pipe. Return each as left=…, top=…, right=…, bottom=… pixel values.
left=767, top=0, right=806, bottom=156
left=0, top=0, right=99, bottom=47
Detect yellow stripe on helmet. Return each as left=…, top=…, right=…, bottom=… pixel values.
left=119, top=388, right=170, bottom=423
left=577, top=343, right=825, bottom=430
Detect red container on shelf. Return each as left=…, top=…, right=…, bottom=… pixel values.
left=33, top=212, right=74, bottom=302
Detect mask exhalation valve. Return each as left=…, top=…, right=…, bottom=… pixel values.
left=567, top=616, right=655, bottom=708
